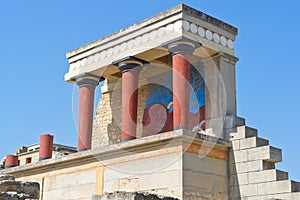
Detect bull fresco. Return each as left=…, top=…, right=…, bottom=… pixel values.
left=142, top=62, right=205, bottom=136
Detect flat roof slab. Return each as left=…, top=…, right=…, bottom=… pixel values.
left=65, top=4, right=238, bottom=82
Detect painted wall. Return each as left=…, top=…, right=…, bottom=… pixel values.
left=143, top=62, right=205, bottom=136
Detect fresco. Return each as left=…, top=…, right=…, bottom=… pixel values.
left=142, top=62, right=205, bottom=136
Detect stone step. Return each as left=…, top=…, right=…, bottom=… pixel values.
left=291, top=180, right=300, bottom=192
left=239, top=137, right=269, bottom=150
left=231, top=136, right=269, bottom=151
left=229, top=145, right=282, bottom=164
left=263, top=161, right=276, bottom=170
left=247, top=146, right=282, bottom=163
left=248, top=169, right=289, bottom=184
left=224, top=115, right=246, bottom=129
left=230, top=126, right=258, bottom=140
left=230, top=181, right=300, bottom=199
left=274, top=191, right=300, bottom=200
left=229, top=169, right=289, bottom=187
left=257, top=180, right=300, bottom=196
left=229, top=160, right=275, bottom=174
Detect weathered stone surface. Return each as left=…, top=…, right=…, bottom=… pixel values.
left=0, top=191, right=29, bottom=200
left=92, top=192, right=179, bottom=200
left=239, top=137, right=269, bottom=150
left=92, top=81, right=150, bottom=148
left=230, top=126, right=258, bottom=140
left=229, top=125, right=300, bottom=199
left=183, top=192, right=226, bottom=200
left=0, top=174, right=15, bottom=182
left=0, top=174, right=39, bottom=200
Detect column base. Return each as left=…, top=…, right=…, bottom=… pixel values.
left=4, top=166, right=16, bottom=169
left=174, top=126, right=190, bottom=131
left=78, top=148, right=89, bottom=152
left=39, top=157, right=51, bottom=161
left=122, top=138, right=136, bottom=142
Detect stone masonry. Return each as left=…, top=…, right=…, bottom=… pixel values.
left=92, top=81, right=122, bottom=148
left=93, top=191, right=229, bottom=200
left=93, top=192, right=179, bottom=200
left=0, top=174, right=39, bottom=200
left=92, top=80, right=149, bottom=148
left=2, top=4, right=300, bottom=200
left=229, top=124, right=300, bottom=199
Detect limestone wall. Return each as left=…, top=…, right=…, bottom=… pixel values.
left=92, top=80, right=149, bottom=149
left=2, top=130, right=230, bottom=200
left=183, top=153, right=228, bottom=199
left=15, top=162, right=103, bottom=200
left=103, top=151, right=183, bottom=199
left=92, top=81, right=122, bottom=148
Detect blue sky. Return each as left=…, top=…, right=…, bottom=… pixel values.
left=0, top=1, right=299, bottom=180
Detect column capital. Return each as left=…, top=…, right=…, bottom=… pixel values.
left=162, top=36, right=202, bottom=55
left=112, top=56, right=149, bottom=73
left=71, top=73, right=104, bottom=88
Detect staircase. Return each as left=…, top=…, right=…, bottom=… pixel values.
left=229, top=125, right=300, bottom=200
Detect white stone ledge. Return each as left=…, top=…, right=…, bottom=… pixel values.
left=2, top=130, right=230, bottom=177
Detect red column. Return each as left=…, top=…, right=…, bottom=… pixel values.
left=121, top=70, right=139, bottom=141
left=172, top=53, right=190, bottom=130
left=39, top=134, right=54, bottom=160
left=112, top=56, right=147, bottom=142
left=78, top=85, right=95, bottom=150
left=74, top=73, right=102, bottom=151
left=5, top=155, right=18, bottom=168
left=168, top=42, right=196, bottom=130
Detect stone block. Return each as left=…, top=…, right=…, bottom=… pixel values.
left=183, top=153, right=227, bottom=176
left=248, top=169, right=288, bottom=184
left=291, top=180, right=300, bottom=192
left=229, top=173, right=248, bottom=186
left=247, top=146, right=282, bottom=163
left=246, top=195, right=274, bottom=200
left=274, top=192, right=300, bottom=200
left=229, top=149, right=248, bottom=163
left=138, top=170, right=182, bottom=190
left=183, top=191, right=227, bottom=200
left=257, top=180, right=299, bottom=195
left=183, top=170, right=227, bottom=194
left=104, top=152, right=182, bottom=182
left=239, top=137, right=269, bottom=150
left=43, top=169, right=96, bottom=191
left=230, top=126, right=258, bottom=141
left=239, top=184, right=258, bottom=197
left=229, top=160, right=276, bottom=175
left=229, top=184, right=258, bottom=198
left=104, top=169, right=182, bottom=194
left=231, top=140, right=240, bottom=151
left=223, top=115, right=246, bottom=129
left=229, top=160, right=264, bottom=174
left=43, top=183, right=95, bottom=200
